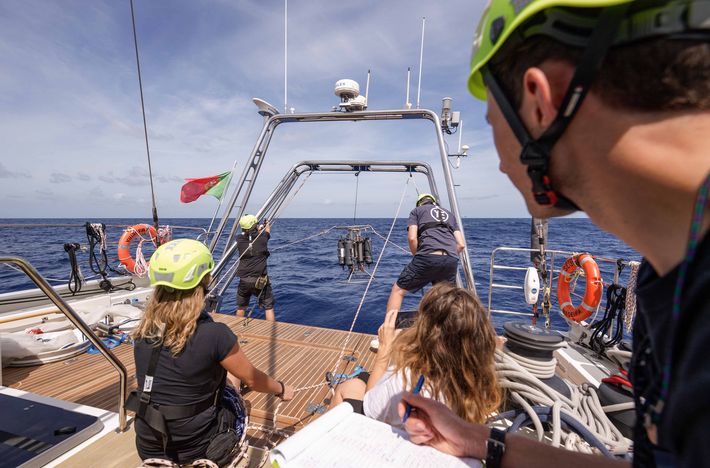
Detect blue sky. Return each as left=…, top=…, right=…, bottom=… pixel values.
left=0, top=0, right=537, bottom=219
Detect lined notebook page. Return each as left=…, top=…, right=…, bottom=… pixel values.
left=271, top=403, right=482, bottom=468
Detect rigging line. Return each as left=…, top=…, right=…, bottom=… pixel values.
left=329, top=175, right=411, bottom=375
left=353, top=172, right=360, bottom=223
left=129, top=0, right=160, bottom=234
left=271, top=226, right=338, bottom=252
left=211, top=172, right=313, bottom=293
left=367, top=226, right=410, bottom=255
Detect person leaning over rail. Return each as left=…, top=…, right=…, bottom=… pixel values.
left=331, top=283, right=501, bottom=429
left=384, top=193, right=466, bottom=317
left=398, top=1, right=710, bottom=467
left=129, top=238, right=294, bottom=465
left=235, top=214, right=276, bottom=322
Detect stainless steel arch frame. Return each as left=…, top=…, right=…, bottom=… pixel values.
left=0, top=256, right=129, bottom=432
left=210, top=160, right=460, bottom=298
left=208, top=107, right=476, bottom=295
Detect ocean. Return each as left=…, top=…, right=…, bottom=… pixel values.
left=0, top=218, right=640, bottom=334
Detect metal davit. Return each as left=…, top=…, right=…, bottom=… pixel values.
left=207, top=106, right=476, bottom=303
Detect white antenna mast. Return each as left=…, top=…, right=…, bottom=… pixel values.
left=405, top=67, right=412, bottom=109
left=365, top=69, right=371, bottom=106
left=416, top=16, right=426, bottom=109
left=458, top=119, right=463, bottom=153
left=284, top=0, right=288, bottom=113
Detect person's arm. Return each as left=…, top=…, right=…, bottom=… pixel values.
left=398, top=393, right=627, bottom=468
left=367, top=308, right=399, bottom=391
left=453, top=230, right=465, bottom=254
left=263, top=220, right=271, bottom=234
left=220, top=344, right=294, bottom=400
left=408, top=225, right=418, bottom=256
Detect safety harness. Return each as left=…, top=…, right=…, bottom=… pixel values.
left=126, top=342, right=223, bottom=450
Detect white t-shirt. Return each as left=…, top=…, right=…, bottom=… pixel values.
left=362, top=367, right=432, bottom=429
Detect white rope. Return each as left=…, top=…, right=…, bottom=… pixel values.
left=495, top=349, right=631, bottom=455
left=271, top=226, right=338, bottom=252
left=624, top=260, right=640, bottom=332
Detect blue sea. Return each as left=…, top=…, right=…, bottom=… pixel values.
left=0, top=218, right=640, bottom=334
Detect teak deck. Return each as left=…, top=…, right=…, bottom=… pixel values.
left=2, top=314, right=378, bottom=466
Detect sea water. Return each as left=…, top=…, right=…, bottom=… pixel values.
left=0, top=218, right=639, bottom=334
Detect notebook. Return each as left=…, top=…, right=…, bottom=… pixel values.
left=270, top=403, right=482, bottom=468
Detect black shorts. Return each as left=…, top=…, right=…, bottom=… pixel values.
left=342, top=372, right=370, bottom=415
left=396, top=254, right=458, bottom=292
left=236, top=278, right=275, bottom=309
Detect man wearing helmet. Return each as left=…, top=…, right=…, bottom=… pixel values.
left=235, top=214, right=275, bottom=321
left=399, top=1, right=710, bottom=467
left=385, top=193, right=466, bottom=315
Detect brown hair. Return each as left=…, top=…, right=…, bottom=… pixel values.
left=133, top=283, right=205, bottom=355
left=389, top=283, right=501, bottom=423
left=490, top=33, right=710, bottom=112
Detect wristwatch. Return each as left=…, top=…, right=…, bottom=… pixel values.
left=275, top=380, right=285, bottom=399
left=485, top=427, right=506, bottom=468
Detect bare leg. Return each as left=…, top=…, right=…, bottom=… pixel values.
left=265, top=308, right=275, bottom=322
left=331, top=379, right=367, bottom=408
left=386, top=283, right=408, bottom=314
left=236, top=308, right=246, bottom=317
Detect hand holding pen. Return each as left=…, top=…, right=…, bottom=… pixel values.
left=402, top=374, right=425, bottom=423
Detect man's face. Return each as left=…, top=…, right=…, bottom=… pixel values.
left=485, top=92, right=574, bottom=218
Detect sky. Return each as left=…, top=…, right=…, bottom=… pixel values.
left=0, top=0, right=541, bottom=219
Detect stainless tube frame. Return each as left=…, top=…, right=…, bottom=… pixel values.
left=0, top=256, right=128, bottom=431
left=208, top=107, right=476, bottom=294
left=210, top=160, right=446, bottom=296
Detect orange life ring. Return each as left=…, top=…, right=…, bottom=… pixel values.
left=117, top=224, right=157, bottom=273
left=556, top=253, right=603, bottom=322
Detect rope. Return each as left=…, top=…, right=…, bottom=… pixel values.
left=63, top=243, right=84, bottom=294
left=624, top=261, right=640, bottom=332
left=353, top=172, right=360, bottom=223
left=495, top=349, right=631, bottom=455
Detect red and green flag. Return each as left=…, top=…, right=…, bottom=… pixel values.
left=180, top=171, right=232, bottom=203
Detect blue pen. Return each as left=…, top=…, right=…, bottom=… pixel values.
left=402, top=374, right=425, bottom=423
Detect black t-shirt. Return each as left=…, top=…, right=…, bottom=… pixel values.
left=236, top=229, right=270, bottom=278
left=631, top=233, right=710, bottom=467
left=407, top=203, right=460, bottom=257
left=133, top=312, right=237, bottom=462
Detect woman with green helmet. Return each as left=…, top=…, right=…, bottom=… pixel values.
left=130, top=238, right=294, bottom=465
left=399, top=1, right=710, bottom=467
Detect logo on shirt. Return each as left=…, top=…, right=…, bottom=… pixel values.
left=430, top=207, right=449, bottom=223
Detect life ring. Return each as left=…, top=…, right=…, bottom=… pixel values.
left=556, top=253, right=602, bottom=322
left=117, top=224, right=157, bottom=273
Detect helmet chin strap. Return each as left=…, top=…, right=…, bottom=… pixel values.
left=482, top=4, right=629, bottom=212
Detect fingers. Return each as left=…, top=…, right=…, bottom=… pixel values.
left=384, top=308, right=399, bottom=328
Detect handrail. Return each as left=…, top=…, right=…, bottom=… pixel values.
left=0, top=256, right=128, bottom=431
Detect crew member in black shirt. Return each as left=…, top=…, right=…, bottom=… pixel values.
left=385, top=193, right=465, bottom=314
left=235, top=214, right=275, bottom=321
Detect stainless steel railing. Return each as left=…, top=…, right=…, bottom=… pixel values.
left=0, top=256, right=128, bottom=431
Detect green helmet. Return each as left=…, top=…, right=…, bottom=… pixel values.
left=149, top=239, right=214, bottom=290
left=416, top=193, right=437, bottom=206
left=239, top=214, right=258, bottom=230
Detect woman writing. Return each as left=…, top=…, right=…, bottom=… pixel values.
left=131, top=239, right=294, bottom=464
left=332, top=283, right=500, bottom=427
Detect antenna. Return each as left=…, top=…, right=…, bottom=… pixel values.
left=284, top=0, right=288, bottom=113
left=405, top=67, right=412, bottom=109
left=416, top=16, right=426, bottom=109
left=458, top=119, right=463, bottom=153
left=364, top=69, right=371, bottom=107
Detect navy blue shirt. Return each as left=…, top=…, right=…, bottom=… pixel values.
left=407, top=203, right=460, bottom=257
left=631, top=233, right=710, bottom=467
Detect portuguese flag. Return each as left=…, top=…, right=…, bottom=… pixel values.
left=180, top=171, right=232, bottom=203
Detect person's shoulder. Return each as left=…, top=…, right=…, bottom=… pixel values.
left=197, top=318, right=234, bottom=338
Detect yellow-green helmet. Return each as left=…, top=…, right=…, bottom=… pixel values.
left=416, top=193, right=437, bottom=206
left=239, top=214, right=258, bottom=230
left=468, top=0, right=634, bottom=100
left=149, top=239, right=214, bottom=290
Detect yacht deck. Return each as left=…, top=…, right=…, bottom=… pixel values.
left=2, top=314, right=378, bottom=467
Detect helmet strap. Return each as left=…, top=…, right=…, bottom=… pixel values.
left=482, top=3, right=629, bottom=211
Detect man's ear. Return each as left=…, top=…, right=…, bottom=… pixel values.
left=519, top=67, right=558, bottom=138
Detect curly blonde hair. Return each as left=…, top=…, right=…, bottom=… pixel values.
left=132, top=283, right=205, bottom=355
left=389, top=283, right=501, bottom=423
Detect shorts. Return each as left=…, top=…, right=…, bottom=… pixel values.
left=342, top=372, right=370, bottom=415
left=396, top=254, right=458, bottom=292
left=236, top=277, right=275, bottom=309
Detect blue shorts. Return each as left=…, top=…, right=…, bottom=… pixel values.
left=396, top=254, right=458, bottom=292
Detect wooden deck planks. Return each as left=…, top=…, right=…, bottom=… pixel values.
left=2, top=315, right=377, bottom=456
